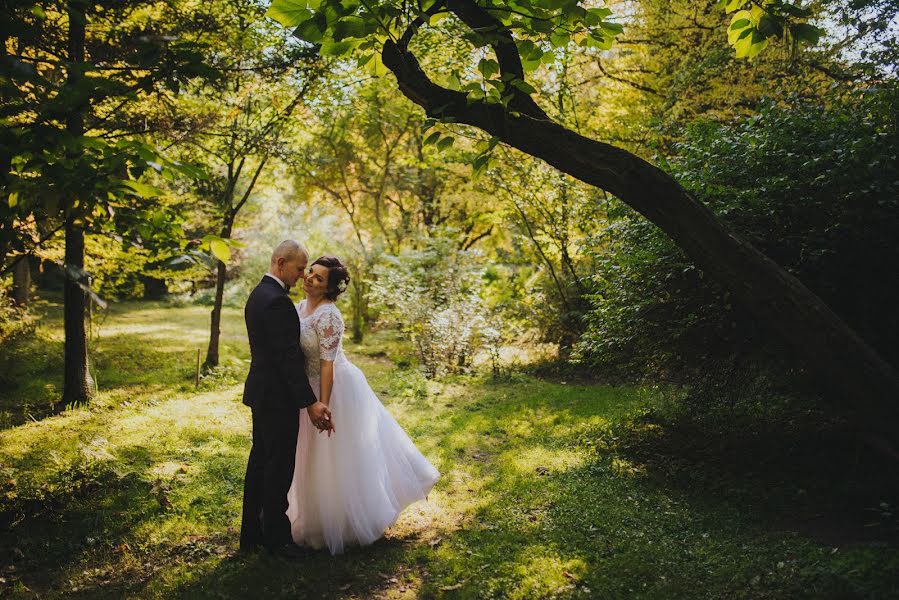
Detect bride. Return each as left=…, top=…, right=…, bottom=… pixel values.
left=287, top=255, right=440, bottom=555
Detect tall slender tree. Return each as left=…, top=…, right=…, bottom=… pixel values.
left=62, top=0, right=93, bottom=404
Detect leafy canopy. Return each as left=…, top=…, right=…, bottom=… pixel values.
left=267, top=0, right=625, bottom=82
left=265, top=0, right=825, bottom=91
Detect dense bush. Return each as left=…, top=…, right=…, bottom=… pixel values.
left=576, top=85, right=899, bottom=400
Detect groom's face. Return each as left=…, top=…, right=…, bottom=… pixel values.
left=278, top=252, right=308, bottom=288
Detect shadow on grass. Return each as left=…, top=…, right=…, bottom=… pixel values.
left=612, top=405, right=899, bottom=550
left=1, top=462, right=165, bottom=596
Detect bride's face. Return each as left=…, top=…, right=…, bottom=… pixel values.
left=303, top=264, right=330, bottom=299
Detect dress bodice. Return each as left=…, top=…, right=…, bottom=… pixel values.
left=297, top=300, right=346, bottom=384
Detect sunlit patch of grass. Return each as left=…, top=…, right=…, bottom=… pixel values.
left=510, top=552, right=589, bottom=599
left=506, top=445, right=586, bottom=475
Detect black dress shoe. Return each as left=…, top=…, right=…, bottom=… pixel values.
left=266, top=542, right=315, bottom=560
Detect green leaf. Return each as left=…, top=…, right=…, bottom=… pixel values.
left=734, top=29, right=768, bottom=59
left=485, top=78, right=505, bottom=92
left=471, top=153, right=489, bottom=179
left=791, top=23, right=822, bottom=45
left=477, top=58, right=500, bottom=79
left=361, top=51, right=389, bottom=76
left=120, top=180, right=166, bottom=198
left=436, top=136, right=455, bottom=151
left=521, top=55, right=543, bottom=72
left=586, top=7, right=613, bottom=22
left=320, top=39, right=358, bottom=56
left=293, top=13, right=327, bottom=43
left=171, top=162, right=208, bottom=180
left=724, top=0, right=744, bottom=14
left=266, top=0, right=319, bottom=27
left=756, top=15, right=782, bottom=38
left=599, top=21, right=624, bottom=36
left=585, top=33, right=614, bottom=50
left=8, top=192, right=18, bottom=208
left=30, top=5, right=46, bottom=19
left=475, top=136, right=500, bottom=153
left=466, top=87, right=486, bottom=103
left=727, top=11, right=752, bottom=44
left=516, top=39, right=544, bottom=71
left=441, top=73, right=461, bottom=90
left=424, top=131, right=441, bottom=145
left=511, top=79, right=537, bottom=94
left=549, top=29, right=570, bottom=48
left=428, top=11, right=447, bottom=26
left=332, top=15, right=368, bottom=40
left=209, top=239, right=231, bottom=263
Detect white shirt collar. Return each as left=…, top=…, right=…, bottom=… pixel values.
left=264, top=272, right=288, bottom=290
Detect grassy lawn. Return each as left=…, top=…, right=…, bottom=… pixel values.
left=1, top=300, right=897, bottom=598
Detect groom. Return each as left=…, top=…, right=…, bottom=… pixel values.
left=240, top=240, right=333, bottom=558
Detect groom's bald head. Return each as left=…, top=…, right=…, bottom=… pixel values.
left=270, top=240, right=308, bottom=287
left=271, top=240, right=307, bottom=266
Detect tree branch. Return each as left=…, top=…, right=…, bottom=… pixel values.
left=445, top=0, right=547, bottom=119
left=231, top=154, right=269, bottom=217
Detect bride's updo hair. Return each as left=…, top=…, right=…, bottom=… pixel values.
left=311, top=255, right=351, bottom=301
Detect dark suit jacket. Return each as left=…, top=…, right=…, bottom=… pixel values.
left=243, top=276, right=316, bottom=411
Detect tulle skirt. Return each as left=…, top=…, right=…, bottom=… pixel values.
left=286, top=359, right=440, bottom=555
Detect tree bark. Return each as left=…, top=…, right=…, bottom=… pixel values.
left=62, top=218, right=94, bottom=405
left=202, top=206, right=232, bottom=372
left=12, top=254, right=30, bottom=306
left=204, top=254, right=227, bottom=370
left=62, top=0, right=94, bottom=406
left=350, top=276, right=365, bottom=343
left=381, top=37, right=899, bottom=425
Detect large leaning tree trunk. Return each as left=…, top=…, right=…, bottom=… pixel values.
left=62, top=0, right=94, bottom=405
left=378, top=0, right=899, bottom=428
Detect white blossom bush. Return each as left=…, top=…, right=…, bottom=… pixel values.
left=370, top=236, right=489, bottom=378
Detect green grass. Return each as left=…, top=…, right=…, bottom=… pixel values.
left=1, top=300, right=897, bottom=598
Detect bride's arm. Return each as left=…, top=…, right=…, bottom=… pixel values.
left=317, top=360, right=335, bottom=437
left=319, top=360, right=335, bottom=408
left=314, top=307, right=343, bottom=436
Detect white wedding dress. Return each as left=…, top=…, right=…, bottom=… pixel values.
left=286, top=300, right=440, bottom=555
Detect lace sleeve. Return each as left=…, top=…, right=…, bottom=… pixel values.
left=314, top=305, right=344, bottom=361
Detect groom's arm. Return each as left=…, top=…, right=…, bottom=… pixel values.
left=262, top=295, right=317, bottom=409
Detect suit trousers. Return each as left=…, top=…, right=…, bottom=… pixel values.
left=240, top=403, right=300, bottom=550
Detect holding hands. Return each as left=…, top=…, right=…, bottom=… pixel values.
left=307, top=401, right=334, bottom=436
